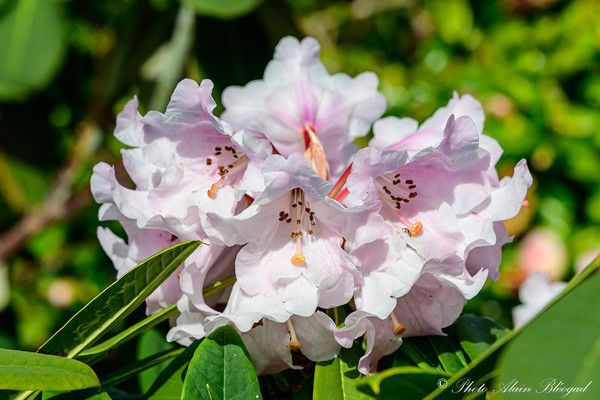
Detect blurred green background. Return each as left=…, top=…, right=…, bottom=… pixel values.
left=0, top=0, right=598, bottom=367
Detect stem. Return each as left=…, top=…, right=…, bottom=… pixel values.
left=0, top=123, right=101, bottom=262
left=149, top=4, right=196, bottom=111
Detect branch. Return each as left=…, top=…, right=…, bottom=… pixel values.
left=0, top=122, right=101, bottom=262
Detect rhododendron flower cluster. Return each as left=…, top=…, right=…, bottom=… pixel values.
left=92, top=37, right=532, bottom=375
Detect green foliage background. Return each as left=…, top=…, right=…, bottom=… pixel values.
left=0, top=0, right=599, bottom=397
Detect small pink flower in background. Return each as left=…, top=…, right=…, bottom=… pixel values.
left=518, top=228, right=567, bottom=281
left=512, top=272, right=566, bottom=328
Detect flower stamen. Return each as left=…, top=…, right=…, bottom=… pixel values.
left=287, top=319, right=302, bottom=351
left=290, top=189, right=307, bottom=266
left=207, top=153, right=249, bottom=199
left=375, top=176, right=423, bottom=237
left=389, top=313, right=406, bottom=335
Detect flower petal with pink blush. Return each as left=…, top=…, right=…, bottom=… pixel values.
left=475, top=159, right=532, bottom=222
left=393, top=273, right=467, bottom=337
left=96, top=211, right=184, bottom=315
left=292, top=312, right=340, bottom=362
left=91, top=78, right=250, bottom=243
left=239, top=311, right=339, bottom=375
left=369, top=117, right=419, bottom=150
left=351, top=233, right=424, bottom=319
left=335, top=310, right=402, bottom=375
left=420, top=92, right=485, bottom=134
left=464, top=222, right=511, bottom=280
left=166, top=247, right=238, bottom=345
left=205, top=153, right=362, bottom=315
left=240, top=319, right=297, bottom=375
left=372, top=92, right=485, bottom=158
left=114, top=96, right=144, bottom=147
left=222, top=36, right=385, bottom=175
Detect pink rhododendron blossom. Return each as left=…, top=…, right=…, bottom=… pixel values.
left=333, top=310, right=402, bottom=375
left=222, top=36, right=386, bottom=178
left=91, top=79, right=252, bottom=240
left=240, top=312, right=339, bottom=375
left=92, top=36, right=533, bottom=377
left=168, top=255, right=339, bottom=375
left=92, top=79, right=253, bottom=314
left=204, top=153, right=376, bottom=318
left=347, top=114, right=531, bottom=270
left=518, top=228, right=567, bottom=281
left=337, top=261, right=485, bottom=375
left=332, top=97, right=530, bottom=373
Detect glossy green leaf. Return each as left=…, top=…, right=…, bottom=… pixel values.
left=399, top=337, right=443, bottom=372
left=77, top=276, right=234, bottom=364
left=455, top=314, right=510, bottom=361
left=38, top=240, right=200, bottom=358
left=0, top=348, right=99, bottom=391
left=496, top=272, right=600, bottom=399
left=182, top=326, right=261, bottom=400
left=137, top=329, right=174, bottom=393
left=0, top=0, right=66, bottom=100
left=357, top=366, right=449, bottom=399
left=424, top=256, right=600, bottom=400
left=428, top=336, right=468, bottom=374
left=101, top=348, right=183, bottom=389
left=42, top=390, right=111, bottom=400
left=77, top=305, right=177, bottom=363
left=143, top=339, right=202, bottom=399
left=182, top=0, right=264, bottom=19
left=313, top=345, right=374, bottom=400
left=36, top=349, right=184, bottom=400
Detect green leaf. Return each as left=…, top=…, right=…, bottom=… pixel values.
left=0, top=0, right=66, bottom=100
left=357, top=367, right=449, bottom=399
left=454, top=314, right=510, bottom=361
left=77, top=276, right=235, bottom=364
left=0, top=154, right=49, bottom=211
left=143, top=339, right=202, bottom=399
left=77, top=305, right=178, bottom=363
left=137, top=329, right=174, bottom=393
left=182, top=326, right=262, bottom=400
left=313, top=345, right=374, bottom=400
left=38, top=240, right=201, bottom=358
left=495, top=272, right=600, bottom=399
left=101, top=348, right=184, bottom=389
left=41, top=349, right=184, bottom=400
left=424, top=255, right=600, bottom=400
left=182, top=0, right=264, bottom=19
left=42, top=390, right=111, bottom=400
left=399, top=337, right=443, bottom=372
left=0, top=348, right=99, bottom=391
left=428, top=336, right=468, bottom=374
